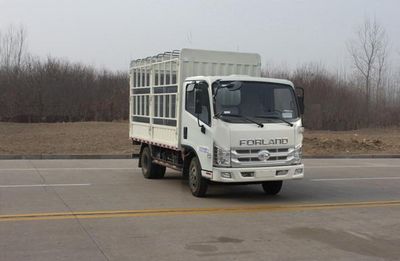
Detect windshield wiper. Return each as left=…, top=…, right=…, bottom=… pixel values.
left=254, top=115, right=293, bottom=127
left=214, top=112, right=264, bottom=128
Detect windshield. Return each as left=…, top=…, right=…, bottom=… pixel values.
left=213, top=81, right=299, bottom=123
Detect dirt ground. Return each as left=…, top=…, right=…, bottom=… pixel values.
left=0, top=122, right=133, bottom=155
left=304, top=128, right=400, bottom=156
left=0, top=122, right=399, bottom=156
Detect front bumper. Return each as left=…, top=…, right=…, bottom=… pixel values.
left=203, top=164, right=304, bottom=183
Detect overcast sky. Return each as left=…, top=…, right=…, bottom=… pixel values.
left=1, top=0, right=399, bottom=71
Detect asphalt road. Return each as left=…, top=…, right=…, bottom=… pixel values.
left=0, top=159, right=400, bottom=261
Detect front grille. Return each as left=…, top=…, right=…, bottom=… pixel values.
left=231, top=147, right=294, bottom=167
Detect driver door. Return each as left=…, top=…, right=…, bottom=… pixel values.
left=181, top=81, right=214, bottom=173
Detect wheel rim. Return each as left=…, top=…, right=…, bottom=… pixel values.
left=189, top=163, right=198, bottom=191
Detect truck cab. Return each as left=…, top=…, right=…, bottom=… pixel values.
left=181, top=76, right=304, bottom=196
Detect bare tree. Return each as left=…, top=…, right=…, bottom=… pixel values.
left=0, top=24, right=27, bottom=69
left=347, top=17, right=388, bottom=126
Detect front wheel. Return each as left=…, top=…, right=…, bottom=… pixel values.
left=188, top=157, right=208, bottom=197
left=261, top=181, right=283, bottom=195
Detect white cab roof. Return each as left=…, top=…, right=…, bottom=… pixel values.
left=185, top=75, right=294, bottom=87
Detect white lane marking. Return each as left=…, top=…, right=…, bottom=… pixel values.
left=306, top=165, right=400, bottom=169
left=0, top=183, right=91, bottom=188
left=0, top=167, right=139, bottom=171
left=311, top=177, right=400, bottom=181
left=347, top=231, right=372, bottom=240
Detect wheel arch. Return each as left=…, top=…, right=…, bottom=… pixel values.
left=182, top=145, right=201, bottom=176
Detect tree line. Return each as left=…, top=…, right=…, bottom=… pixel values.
left=263, top=63, right=400, bottom=130
left=297, top=18, right=399, bottom=130
left=0, top=18, right=399, bottom=129
left=0, top=26, right=128, bottom=122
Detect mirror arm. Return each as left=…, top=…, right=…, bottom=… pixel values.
left=197, top=115, right=206, bottom=134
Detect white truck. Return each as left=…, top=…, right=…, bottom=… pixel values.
left=129, top=49, right=305, bottom=197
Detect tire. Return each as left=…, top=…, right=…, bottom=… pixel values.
left=261, top=181, right=283, bottom=195
left=188, top=157, right=208, bottom=197
left=140, top=147, right=166, bottom=179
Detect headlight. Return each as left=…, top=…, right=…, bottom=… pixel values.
left=292, top=145, right=303, bottom=164
left=213, top=144, right=231, bottom=167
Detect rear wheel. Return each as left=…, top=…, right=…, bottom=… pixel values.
left=188, top=157, right=208, bottom=197
left=261, top=181, right=283, bottom=195
left=141, top=146, right=166, bottom=179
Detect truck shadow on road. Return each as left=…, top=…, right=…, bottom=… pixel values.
left=162, top=172, right=314, bottom=203
left=161, top=171, right=399, bottom=203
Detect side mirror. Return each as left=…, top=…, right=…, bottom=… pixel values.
left=298, top=96, right=305, bottom=115
left=194, top=88, right=203, bottom=114
left=295, top=87, right=305, bottom=115
left=194, top=87, right=206, bottom=134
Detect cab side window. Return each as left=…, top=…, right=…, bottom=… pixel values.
left=185, top=82, right=211, bottom=126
